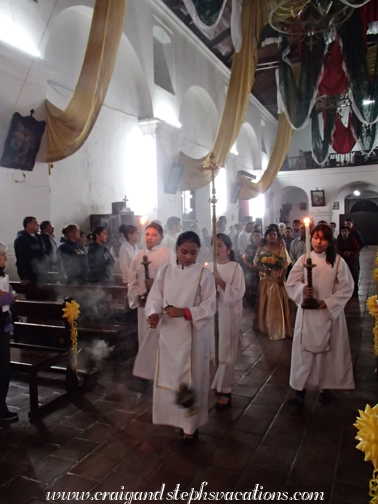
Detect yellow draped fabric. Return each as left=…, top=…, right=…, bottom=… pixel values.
left=271, top=0, right=311, bottom=21
left=45, top=0, right=127, bottom=162
left=180, top=0, right=269, bottom=190
left=238, top=114, right=293, bottom=199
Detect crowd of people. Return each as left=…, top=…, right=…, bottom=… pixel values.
left=0, top=214, right=363, bottom=432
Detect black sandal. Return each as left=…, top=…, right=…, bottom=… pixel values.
left=288, top=390, right=306, bottom=408
left=181, top=429, right=198, bottom=446
left=215, top=393, right=231, bottom=411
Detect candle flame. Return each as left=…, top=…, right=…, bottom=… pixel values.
left=304, top=218, right=310, bottom=226
left=204, top=262, right=208, bottom=267
left=140, top=216, right=148, bottom=225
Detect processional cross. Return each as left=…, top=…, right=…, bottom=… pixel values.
left=200, top=152, right=221, bottom=366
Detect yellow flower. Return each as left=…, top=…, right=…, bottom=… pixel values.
left=62, top=300, right=80, bottom=324
left=367, top=296, right=378, bottom=318
left=355, top=404, right=378, bottom=469
left=374, top=269, right=378, bottom=283
left=375, top=257, right=378, bottom=268
left=261, top=257, right=267, bottom=263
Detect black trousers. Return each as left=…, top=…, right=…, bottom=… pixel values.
left=0, top=332, right=11, bottom=414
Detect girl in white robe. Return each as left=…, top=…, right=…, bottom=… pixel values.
left=128, top=223, right=174, bottom=383
left=208, top=233, right=245, bottom=410
left=119, top=225, right=139, bottom=284
left=286, top=224, right=355, bottom=406
left=145, top=231, right=216, bottom=444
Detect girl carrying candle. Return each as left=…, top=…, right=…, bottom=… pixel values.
left=286, top=224, right=355, bottom=407
left=145, top=231, right=216, bottom=445
left=208, top=233, right=245, bottom=410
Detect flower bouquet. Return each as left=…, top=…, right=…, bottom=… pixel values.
left=256, top=251, right=284, bottom=271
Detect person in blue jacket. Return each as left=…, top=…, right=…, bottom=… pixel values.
left=14, top=216, right=47, bottom=284
left=88, top=226, right=115, bottom=284
left=58, top=224, right=88, bottom=285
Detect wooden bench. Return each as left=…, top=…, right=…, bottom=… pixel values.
left=10, top=298, right=98, bottom=420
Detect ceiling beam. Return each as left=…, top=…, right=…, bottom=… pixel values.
left=210, top=28, right=231, bottom=48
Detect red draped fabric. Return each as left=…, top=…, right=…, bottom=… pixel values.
left=332, top=113, right=356, bottom=154
left=318, top=38, right=349, bottom=96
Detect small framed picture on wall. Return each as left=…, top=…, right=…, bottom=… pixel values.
left=333, top=201, right=339, bottom=210
left=311, top=190, right=325, bottom=207
left=300, top=202, right=307, bottom=210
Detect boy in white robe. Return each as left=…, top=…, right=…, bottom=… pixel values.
left=145, top=231, right=216, bottom=445
left=286, top=224, right=355, bottom=406
left=128, top=223, right=174, bottom=388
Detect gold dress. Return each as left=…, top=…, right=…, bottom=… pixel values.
left=253, top=244, right=294, bottom=340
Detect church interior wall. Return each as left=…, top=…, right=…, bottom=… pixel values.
left=0, top=0, right=279, bottom=277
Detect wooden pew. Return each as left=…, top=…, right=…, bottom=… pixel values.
left=10, top=298, right=98, bottom=420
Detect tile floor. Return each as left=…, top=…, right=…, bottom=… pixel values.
left=0, top=248, right=377, bottom=504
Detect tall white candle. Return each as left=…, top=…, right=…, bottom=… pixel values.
left=140, top=216, right=148, bottom=255
left=304, top=217, right=311, bottom=259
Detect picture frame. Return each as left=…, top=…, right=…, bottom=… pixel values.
left=333, top=201, right=339, bottom=210
left=300, top=202, right=307, bottom=211
left=311, top=190, right=325, bottom=207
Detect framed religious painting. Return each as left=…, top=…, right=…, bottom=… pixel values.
left=311, top=190, right=325, bottom=207
left=333, top=201, right=340, bottom=210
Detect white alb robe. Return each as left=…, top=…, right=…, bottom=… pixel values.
left=286, top=251, right=355, bottom=391
left=145, top=262, right=216, bottom=434
left=208, top=262, right=245, bottom=393
left=119, top=241, right=137, bottom=284
left=128, top=245, right=174, bottom=380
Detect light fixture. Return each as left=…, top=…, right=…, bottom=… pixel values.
left=0, top=15, right=40, bottom=57
left=353, top=190, right=361, bottom=196
left=363, top=99, right=375, bottom=105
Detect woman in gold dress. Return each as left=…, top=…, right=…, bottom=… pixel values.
left=253, top=226, right=294, bottom=340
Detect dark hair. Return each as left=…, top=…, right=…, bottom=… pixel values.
left=92, top=226, right=106, bottom=241
left=23, top=216, right=36, bottom=229
left=146, top=222, right=164, bottom=236
left=329, top=222, right=336, bottom=226
left=252, top=229, right=262, bottom=235
left=293, top=219, right=301, bottom=224
left=216, top=233, right=235, bottom=261
left=265, top=226, right=279, bottom=238
left=122, top=224, right=138, bottom=241
left=167, top=216, right=181, bottom=231
left=79, top=231, right=86, bottom=238
left=176, top=231, right=201, bottom=249
left=340, top=226, right=349, bottom=232
left=119, top=224, right=128, bottom=235
left=285, top=227, right=293, bottom=231
left=311, top=224, right=336, bottom=267
left=345, top=218, right=353, bottom=223
left=40, top=221, right=51, bottom=232
left=317, top=220, right=328, bottom=225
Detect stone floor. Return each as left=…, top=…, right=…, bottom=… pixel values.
left=1, top=248, right=377, bottom=504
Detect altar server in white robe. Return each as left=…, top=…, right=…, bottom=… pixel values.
left=286, top=223, right=355, bottom=407
left=128, top=222, right=174, bottom=385
left=119, top=225, right=139, bottom=284
left=145, top=231, right=216, bottom=445
left=208, top=233, right=245, bottom=410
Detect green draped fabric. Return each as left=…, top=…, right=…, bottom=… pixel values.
left=191, top=0, right=225, bottom=25
left=339, top=9, right=378, bottom=125
left=278, top=35, right=325, bottom=129
left=311, top=105, right=337, bottom=165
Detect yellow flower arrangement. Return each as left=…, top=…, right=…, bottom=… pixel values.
left=355, top=405, right=378, bottom=503
left=62, top=300, right=80, bottom=374
left=374, top=269, right=378, bottom=283
left=375, top=256, right=378, bottom=268
left=367, top=296, right=378, bottom=318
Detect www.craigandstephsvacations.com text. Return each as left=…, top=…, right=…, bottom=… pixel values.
left=46, top=482, right=325, bottom=502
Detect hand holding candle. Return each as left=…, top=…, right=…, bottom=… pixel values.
left=304, top=217, right=311, bottom=259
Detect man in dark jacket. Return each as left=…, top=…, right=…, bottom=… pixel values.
left=40, top=220, right=58, bottom=271
left=14, top=216, right=47, bottom=284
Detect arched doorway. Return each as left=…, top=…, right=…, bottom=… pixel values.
left=343, top=187, right=378, bottom=244
left=279, top=186, right=309, bottom=224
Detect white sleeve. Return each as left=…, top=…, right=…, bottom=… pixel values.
left=286, top=256, right=306, bottom=306
left=127, top=253, right=144, bottom=309
left=145, top=264, right=166, bottom=317
left=323, top=257, right=354, bottom=319
left=119, top=246, right=130, bottom=284
left=188, top=268, right=216, bottom=331
left=222, top=264, right=246, bottom=305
